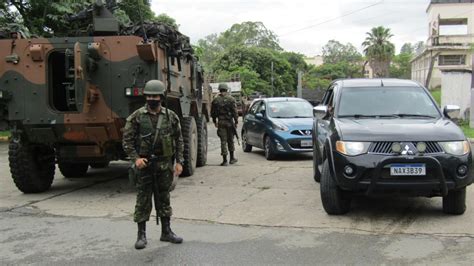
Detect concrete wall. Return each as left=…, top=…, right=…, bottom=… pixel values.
left=428, top=3, right=474, bottom=36
left=441, top=71, right=471, bottom=119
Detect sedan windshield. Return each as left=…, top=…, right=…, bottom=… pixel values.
left=337, top=87, right=440, bottom=118
left=267, top=101, right=313, bottom=118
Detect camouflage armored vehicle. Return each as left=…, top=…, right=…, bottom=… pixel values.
left=0, top=1, right=209, bottom=193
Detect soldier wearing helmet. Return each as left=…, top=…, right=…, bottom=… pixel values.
left=122, top=80, right=184, bottom=249
left=211, top=83, right=239, bottom=166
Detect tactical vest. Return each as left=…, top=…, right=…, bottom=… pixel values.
left=137, top=111, right=173, bottom=158
left=216, top=97, right=234, bottom=121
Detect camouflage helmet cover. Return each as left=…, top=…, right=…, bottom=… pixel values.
left=218, top=83, right=229, bottom=91
left=143, top=80, right=166, bottom=95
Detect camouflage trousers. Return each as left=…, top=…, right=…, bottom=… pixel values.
left=217, top=123, right=235, bottom=156
left=133, top=160, right=173, bottom=223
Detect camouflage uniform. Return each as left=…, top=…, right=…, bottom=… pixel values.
left=122, top=105, right=184, bottom=223
left=211, top=86, right=238, bottom=165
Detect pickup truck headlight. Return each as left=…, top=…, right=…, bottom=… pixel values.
left=336, top=141, right=370, bottom=156
left=439, top=141, right=470, bottom=156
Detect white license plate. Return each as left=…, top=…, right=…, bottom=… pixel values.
left=390, top=164, right=426, bottom=176
left=301, top=140, right=312, bottom=147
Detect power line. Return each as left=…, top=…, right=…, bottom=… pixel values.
left=278, top=0, right=384, bottom=37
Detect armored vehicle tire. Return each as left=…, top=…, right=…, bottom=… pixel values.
left=264, top=136, right=276, bottom=160
left=312, top=148, right=321, bottom=183
left=90, top=161, right=110, bottom=169
left=242, top=130, right=252, bottom=152
left=196, top=116, right=208, bottom=167
left=59, top=162, right=89, bottom=178
left=180, top=117, right=198, bottom=177
left=320, top=160, right=351, bottom=215
left=9, top=140, right=56, bottom=193
left=442, top=187, right=466, bottom=215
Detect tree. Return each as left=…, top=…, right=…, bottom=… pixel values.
left=362, top=26, right=395, bottom=77
left=414, top=41, right=425, bottom=55
left=322, top=40, right=362, bottom=64
left=390, top=53, right=412, bottom=79
left=118, top=0, right=154, bottom=24
left=217, top=21, right=282, bottom=51
left=153, top=13, right=178, bottom=29
left=400, top=43, right=414, bottom=55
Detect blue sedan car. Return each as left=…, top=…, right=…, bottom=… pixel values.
left=241, top=97, right=314, bottom=160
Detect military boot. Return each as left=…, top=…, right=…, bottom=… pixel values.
left=135, top=222, right=147, bottom=249
left=160, top=217, right=183, bottom=244
left=229, top=152, right=238, bottom=164
left=220, top=155, right=228, bottom=166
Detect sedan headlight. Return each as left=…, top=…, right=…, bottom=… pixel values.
left=336, top=141, right=371, bottom=156
left=272, top=121, right=289, bottom=131
left=439, top=141, right=470, bottom=156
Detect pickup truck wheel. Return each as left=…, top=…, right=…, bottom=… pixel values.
left=320, top=159, right=351, bottom=215
left=313, top=147, right=321, bottom=183
left=442, top=187, right=466, bottom=215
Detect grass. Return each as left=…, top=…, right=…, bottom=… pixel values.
left=0, top=131, right=10, bottom=138
left=459, top=121, right=474, bottom=139
left=430, top=88, right=441, bottom=106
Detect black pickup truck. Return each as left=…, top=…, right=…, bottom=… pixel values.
left=312, top=79, right=472, bottom=215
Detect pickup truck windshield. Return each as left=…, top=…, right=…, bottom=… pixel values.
left=337, top=87, right=440, bottom=119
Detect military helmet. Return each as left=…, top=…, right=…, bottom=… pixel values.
left=218, top=83, right=229, bottom=92
left=143, top=80, right=166, bottom=95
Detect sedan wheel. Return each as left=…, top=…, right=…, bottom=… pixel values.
left=242, top=131, right=252, bottom=152
left=264, top=136, right=276, bottom=160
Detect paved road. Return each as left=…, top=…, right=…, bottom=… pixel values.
left=1, top=120, right=474, bottom=264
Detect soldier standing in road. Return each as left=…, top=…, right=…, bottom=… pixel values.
left=122, top=80, right=184, bottom=250
left=211, top=83, right=239, bottom=166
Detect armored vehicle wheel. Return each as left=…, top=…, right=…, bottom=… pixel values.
left=180, top=117, right=198, bottom=177
left=242, top=130, right=252, bottom=152
left=59, top=162, right=89, bottom=178
left=196, top=116, right=208, bottom=167
left=8, top=139, right=55, bottom=193
left=320, top=160, right=351, bottom=215
left=442, top=187, right=466, bottom=215
left=90, top=161, right=110, bottom=169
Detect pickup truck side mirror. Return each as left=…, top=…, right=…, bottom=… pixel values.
left=443, top=105, right=460, bottom=119
left=313, top=105, right=328, bottom=120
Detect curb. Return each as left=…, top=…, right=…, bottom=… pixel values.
left=0, top=136, right=9, bottom=142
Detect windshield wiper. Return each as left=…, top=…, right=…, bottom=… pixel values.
left=288, top=115, right=312, bottom=118
left=393, top=113, right=437, bottom=119
left=338, top=114, right=378, bottom=118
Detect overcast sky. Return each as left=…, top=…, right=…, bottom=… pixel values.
left=150, top=0, right=431, bottom=56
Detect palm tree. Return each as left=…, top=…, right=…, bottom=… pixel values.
left=362, top=26, right=395, bottom=78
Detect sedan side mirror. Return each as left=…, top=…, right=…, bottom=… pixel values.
left=443, top=105, right=460, bottom=119
left=313, top=105, right=328, bottom=119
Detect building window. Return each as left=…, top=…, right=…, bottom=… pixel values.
left=438, top=55, right=466, bottom=66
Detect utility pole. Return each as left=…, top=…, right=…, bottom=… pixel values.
left=297, top=71, right=303, bottom=98
left=271, top=61, right=274, bottom=97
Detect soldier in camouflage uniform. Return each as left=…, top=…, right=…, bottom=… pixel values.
left=122, top=80, right=184, bottom=249
left=211, top=83, right=239, bottom=166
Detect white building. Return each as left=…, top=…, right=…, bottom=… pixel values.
left=411, top=0, right=473, bottom=89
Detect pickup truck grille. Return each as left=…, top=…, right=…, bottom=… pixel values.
left=368, top=141, right=443, bottom=155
